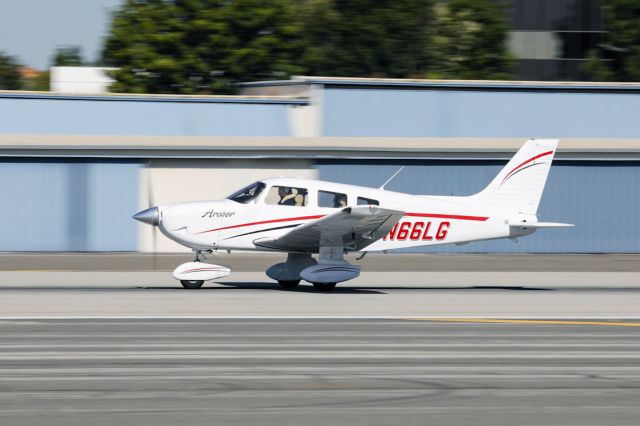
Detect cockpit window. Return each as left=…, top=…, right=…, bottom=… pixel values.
left=227, top=181, right=266, bottom=204
left=319, top=190, right=347, bottom=208
left=357, top=196, right=379, bottom=206
left=265, top=186, right=308, bottom=206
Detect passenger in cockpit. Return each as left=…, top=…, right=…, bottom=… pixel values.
left=333, top=193, right=347, bottom=208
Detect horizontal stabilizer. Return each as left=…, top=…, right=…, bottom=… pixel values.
left=508, top=221, right=574, bottom=228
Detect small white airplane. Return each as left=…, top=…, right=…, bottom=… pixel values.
left=134, top=139, right=572, bottom=291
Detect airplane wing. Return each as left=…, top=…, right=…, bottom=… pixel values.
left=253, top=206, right=404, bottom=252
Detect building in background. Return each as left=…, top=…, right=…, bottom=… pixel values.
left=50, top=67, right=116, bottom=94
left=506, top=0, right=604, bottom=81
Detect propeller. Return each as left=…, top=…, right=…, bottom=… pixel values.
left=133, top=161, right=158, bottom=268
left=147, top=161, right=158, bottom=269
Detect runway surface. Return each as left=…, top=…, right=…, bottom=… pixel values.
left=1, top=271, right=639, bottom=317
left=2, top=268, right=640, bottom=425
left=1, top=318, right=640, bottom=426
left=2, top=253, right=640, bottom=271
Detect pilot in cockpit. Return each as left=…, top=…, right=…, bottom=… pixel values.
left=278, top=187, right=297, bottom=206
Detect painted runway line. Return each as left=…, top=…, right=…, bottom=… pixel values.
left=407, top=318, right=640, bottom=327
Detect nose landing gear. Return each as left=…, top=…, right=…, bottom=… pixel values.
left=194, top=249, right=213, bottom=262
left=173, top=249, right=231, bottom=289
left=180, top=280, right=204, bottom=289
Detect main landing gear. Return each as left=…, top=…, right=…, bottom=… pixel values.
left=266, top=248, right=360, bottom=292
left=267, top=253, right=316, bottom=291
left=312, top=282, right=337, bottom=292
left=277, top=280, right=301, bottom=289
left=278, top=279, right=336, bottom=292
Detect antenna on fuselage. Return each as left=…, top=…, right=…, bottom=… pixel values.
left=378, top=166, right=405, bottom=190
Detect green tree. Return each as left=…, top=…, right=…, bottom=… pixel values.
left=102, top=0, right=514, bottom=93
left=425, top=0, right=514, bottom=80
left=584, top=0, right=640, bottom=81
left=53, top=46, right=85, bottom=66
left=299, top=0, right=432, bottom=78
left=0, top=52, right=22, bottom=90
left=102, top=0, right=303, bottom=94
left=299, top=0, right=513, bottom=80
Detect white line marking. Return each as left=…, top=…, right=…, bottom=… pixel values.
left=3, top=342, right=640, bottom=349
left=1, top=315, right=640, bottom=320
left=1, top=354, right=639, bottom=361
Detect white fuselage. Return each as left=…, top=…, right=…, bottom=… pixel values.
left=157, top=177, right=525, bottom=253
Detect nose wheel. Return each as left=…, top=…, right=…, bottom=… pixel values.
left=180, top=280, right=204, bottom=289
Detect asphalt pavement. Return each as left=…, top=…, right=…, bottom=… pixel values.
left=0, top=270, right=639, bottom=317
left=1, top=254, right=639, bottom=425
left=1, top=252, right=640, bottom=271
left=1, top=318, right=639, bottom=426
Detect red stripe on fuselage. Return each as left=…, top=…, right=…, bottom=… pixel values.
left=405, top=213, right=489, bottom=221
left=502, top=150, right=554, bottom=184
left=196, top=215, right=326, bottom=234
left=197, top=211, right=488, bottom=236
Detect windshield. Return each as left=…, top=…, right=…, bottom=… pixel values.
left=226, top=181, right=266, bottom=204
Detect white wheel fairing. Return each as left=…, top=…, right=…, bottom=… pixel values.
left=172, top=262, right=231, bottom=281
left=300, top=261, right=361, bottom=284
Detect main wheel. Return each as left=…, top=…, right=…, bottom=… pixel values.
left=180, top=280, right=204, bottom=289
left=312, top=282, right=337, bottom=292
left=278, top=280, right=300, bottom=290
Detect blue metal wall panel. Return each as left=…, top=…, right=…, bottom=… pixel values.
left=0, top=98, right=291, bottom=136
left=0, top=160, right=140, bottom=251
left=86, top=163, right=141, bottom=251
left=0, top=162, right=70, bottom=251
left=323, top=88, right=640, bottom=138
left=316, top=160, right=640, bottom=253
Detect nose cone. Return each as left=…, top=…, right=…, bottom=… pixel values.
left=133, top=206, right=159, bottom=226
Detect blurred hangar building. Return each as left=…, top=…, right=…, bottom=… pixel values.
left=506, top=0, right=604, bottom=81
left=1, top=76, right=639, bottom=253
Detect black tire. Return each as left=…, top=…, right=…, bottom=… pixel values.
left=278, top=280, right=301, bottom=290
left=180, top=280, right=204, bottom=289
left=313, top=282, right=337, bottom=292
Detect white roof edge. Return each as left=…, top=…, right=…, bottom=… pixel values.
left=242, top=75, right=640, bottom=89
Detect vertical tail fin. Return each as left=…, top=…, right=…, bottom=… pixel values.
left=471, top=139, right=559, bottom=215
